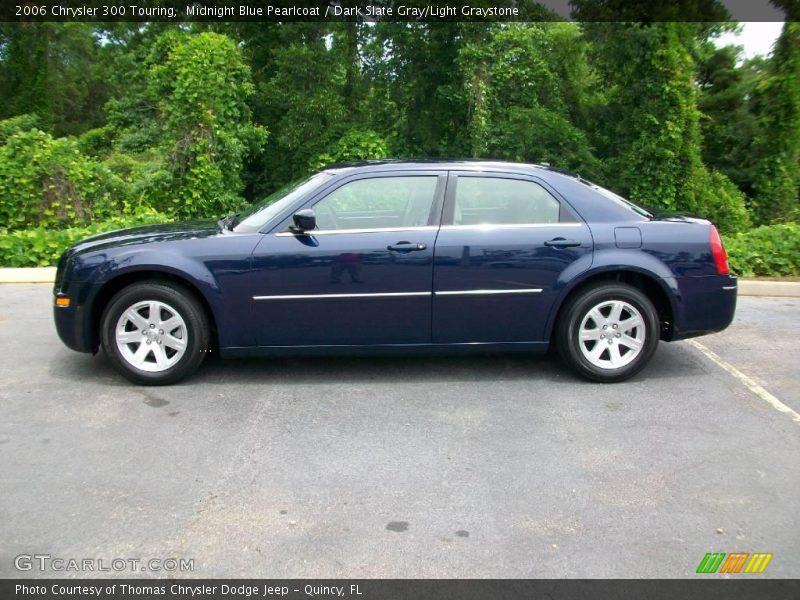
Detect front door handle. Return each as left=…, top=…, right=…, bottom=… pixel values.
left=387, top=242, right=427, bottom=252
left=544, top=238, right=581, bottom=248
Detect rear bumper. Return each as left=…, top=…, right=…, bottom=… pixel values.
left=669, top=274, right=737, bottom=341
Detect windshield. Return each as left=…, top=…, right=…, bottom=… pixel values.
left=234, top=172, right=333, bottom=233
left=581, top=179, right=653, bottom=219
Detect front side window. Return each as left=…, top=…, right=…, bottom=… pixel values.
left=453, top=177, right=561, bottom=226
left=235, top=172, right=333, bottom=232
left=313, top=176, right=438, bottom=231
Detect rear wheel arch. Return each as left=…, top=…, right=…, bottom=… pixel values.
left=555, top=281, right=660, bottom=382
left=90, top=270, right=219, bottom=353
left=548, top=269, right=676, bottom=343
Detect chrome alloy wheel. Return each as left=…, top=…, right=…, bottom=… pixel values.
left=578, top=300, right=645, bottom=370
left=115, top=300, right=188, bottom=373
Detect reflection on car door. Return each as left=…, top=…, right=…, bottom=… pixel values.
left=432, top=172, right=593, bottom=343
left=249, top=172, right=446, bottom=347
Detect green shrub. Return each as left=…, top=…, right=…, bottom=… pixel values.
left=689, top=169, right=751, bottom=235
left=0, top=30, right=267, bottom=232
left=0, top=126, right=131, bottom=231
left=76, top=126, right=115, bottom=157
left=148, top=31, right=267, bottom=220
left=0, top=208, right=170, bottom=267
left=0, top=113, right=41, bottom=144
left=309, top=129, right=389, bottom=171
left=724, top=224, right=800, bottom=277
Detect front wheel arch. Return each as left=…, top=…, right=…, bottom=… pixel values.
left=100, top=280, right=211, bottom=385
left=90, top=270, right=219, bottom=354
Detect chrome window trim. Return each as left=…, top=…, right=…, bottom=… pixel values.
left=440, top=223, right=584, bottom=231
left=434, top=288, right=543, bottom=296
left=253, top=291, right=431, bottom=301
left=275, top=226, right=439, bottom=237
left=275, top=223, right=584, bottom=236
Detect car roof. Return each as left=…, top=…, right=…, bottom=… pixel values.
left=321, top=159, right=559, bottom=176
left=318, top=158, right=601, bottom=204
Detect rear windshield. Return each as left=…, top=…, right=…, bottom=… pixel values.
left=580, top=179, right=653, bottom=219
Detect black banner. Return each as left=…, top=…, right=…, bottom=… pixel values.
left=3, top=579, right=800, bottom=600
left=0, top=0, right=793, bottom=23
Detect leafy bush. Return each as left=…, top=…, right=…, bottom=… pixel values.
left=0, top=113, right=41, bottom=144
left=0, top=30, right=268, bottom=234
left=688, top=169, right=751, bottom=234
left=724, top=224, right=800, bottom=277
left=309, top=129, right=389, bottom=171
left=76, top=126, right=115, bottom=157
left=0, top=208, right=170, bottom=267
left=0, top=126, right=131, bottom=231
left=146, top=31, right=267, bottom=219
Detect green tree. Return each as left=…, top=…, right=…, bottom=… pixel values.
left=309, top=129, right=389, bottom=170
left=580, top=22, right=749, bottom=232
left=363, top=22, right=472, bottom=157
left=0, top=116, right=130, bottom=230
left=139, top=31, right=267, bottom=218
left=0, top=23, right=110, bottom=136
left=257, top=34, right=347, bottom=191
left=458, top=23, right=601, bottom=176
left=751, top=22, right=800, bottom=224
left=697, top=43, right=765, bottom=197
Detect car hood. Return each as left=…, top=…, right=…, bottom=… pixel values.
left=67, top=220, right=221, bottom=256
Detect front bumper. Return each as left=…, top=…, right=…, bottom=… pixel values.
left=53, top=283, right=96, bottom=354
left=669, top=274, right=737, bottom=341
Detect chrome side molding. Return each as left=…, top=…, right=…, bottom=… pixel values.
left=434, top=288, right=543, bottom=296
left=253, top=289, right=543, bottom=300
left=253, top=291, right=431, bottom=301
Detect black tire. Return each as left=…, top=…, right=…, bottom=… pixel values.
left=100, top=281, right=210, bottom=385
left=556, top=282, right=659, bottom=383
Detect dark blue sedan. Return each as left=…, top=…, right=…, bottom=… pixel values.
left=53, top=161, right=737, bottom=384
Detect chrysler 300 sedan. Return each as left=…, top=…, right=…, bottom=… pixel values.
left=53, top=160, right=737, bottom=385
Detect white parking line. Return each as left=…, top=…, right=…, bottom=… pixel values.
left=687, top=339, right=800, bottom=424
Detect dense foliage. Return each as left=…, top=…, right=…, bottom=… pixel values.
left=724, top=224, right=800, bottom=277
left=0, top=15, right=798, bottom=270
left=0, top=208, right=170, bottom=267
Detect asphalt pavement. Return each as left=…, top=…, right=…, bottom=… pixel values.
left=1, top=284, right=798, bottom=578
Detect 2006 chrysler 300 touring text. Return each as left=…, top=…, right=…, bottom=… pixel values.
left=53, top=160, right=737, bottom=385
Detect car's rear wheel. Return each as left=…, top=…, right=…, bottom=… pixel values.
left=556, top=282, right=659, bottom=382
left=100, top=282, right=209, bottom=385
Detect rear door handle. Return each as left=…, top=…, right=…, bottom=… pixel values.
left=544, top=238, right=581, bottom=248
left=387, top=242, right=427, bottom=252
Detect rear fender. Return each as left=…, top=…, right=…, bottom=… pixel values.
left=544, top=248, right=680, bottom=341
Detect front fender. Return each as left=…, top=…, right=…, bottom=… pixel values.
left=87, top=250, right=223, bottom=301
left=75, top=245, right=253, bottom=349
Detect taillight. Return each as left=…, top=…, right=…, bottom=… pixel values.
left=709, top=225, right=729, bottom=275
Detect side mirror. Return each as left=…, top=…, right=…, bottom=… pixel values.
left=291, top=209, right=316, bottom=233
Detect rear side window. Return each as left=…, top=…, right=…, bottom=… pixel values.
left=453, top=177, right=561, bottom=225
left=313, top=176, right=438, bottom=230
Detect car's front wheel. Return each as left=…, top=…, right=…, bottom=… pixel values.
left=556, top=283, right=659, bottom=382
left=100, top=282, right=210, bottom=385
